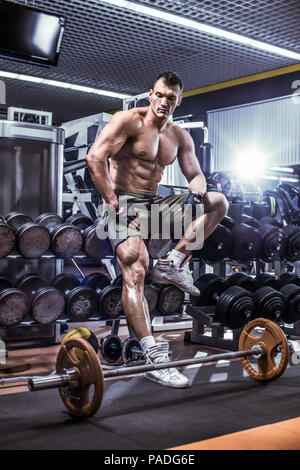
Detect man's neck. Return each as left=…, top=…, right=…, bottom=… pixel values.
left=145, top=107, right=169, bottom=132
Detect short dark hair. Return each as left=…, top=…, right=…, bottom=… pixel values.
left=153, top=71, right=183, bottom=91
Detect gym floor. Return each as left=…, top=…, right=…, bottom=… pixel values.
left=1, top=321, right=300, bottom=450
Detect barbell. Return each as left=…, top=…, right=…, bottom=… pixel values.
left=0, top=318, right=289, bottom=419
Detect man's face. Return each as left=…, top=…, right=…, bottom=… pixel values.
left=149, top=78, right=182, bottom=120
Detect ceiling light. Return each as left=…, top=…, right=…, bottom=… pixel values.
left=100, top=0, right=300, bottom=61
left=0, top=70, right=132, bottom=99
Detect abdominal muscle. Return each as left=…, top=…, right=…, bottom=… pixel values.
left=110, top=154, right=167, bottom=195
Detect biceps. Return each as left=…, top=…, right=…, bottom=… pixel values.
left=88, top=126, right=127, bottom=160
left=179, top=152, right=202, bottom=180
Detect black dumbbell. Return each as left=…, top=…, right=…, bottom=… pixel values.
left=237, top=214, right=286, bottom=262
left=35, top=213, right=83, bottom=258
left=0, top=275, right=30, bottom=327
left=282, top=225, right=300, bottom=262
left=190, top=273, right=254, bottom=330
left=0, top=214, right=16, bottom=258
left=193, top=223, right=233, bottom=264
left=15, top=273, right=65, bottom=324
left=5, top=212, right=50, bottom=258
left=100, top=334, right=123, bottom=363
left=83, top=272, right=124, bottom=320
left=227, top=272, right=283, bottom=322
left=221, top=216, right=262, bottom=262
left=51, top=273, right=99, bottom=321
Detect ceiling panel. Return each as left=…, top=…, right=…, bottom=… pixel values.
left=0, top=0, right=299, bottom=123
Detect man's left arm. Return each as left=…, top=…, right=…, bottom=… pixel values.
left=176, top=128, right=207, bottom=196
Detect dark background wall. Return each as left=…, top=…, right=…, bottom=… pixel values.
left=174, top=69, right=300, bottom=158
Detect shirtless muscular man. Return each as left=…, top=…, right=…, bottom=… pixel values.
left=86, top=72, right=228, bottom=388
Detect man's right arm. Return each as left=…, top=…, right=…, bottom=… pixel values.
left=85, top=110, right=141, bottom=207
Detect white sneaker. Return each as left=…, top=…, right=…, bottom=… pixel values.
left=144, top=343, right=190, bottom=389
left=150, top=259, right=200, bottom=296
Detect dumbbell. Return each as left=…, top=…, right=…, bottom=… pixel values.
left=0, top=275, right=30, bottom=327
left=35, top=213, right=83, bottom=258
left=112, top=274, right=160, bottom=316
left=15, top=273, right=65, bottom=324
left=0, top=214, right=16, bottom=258
left=221, top=216, right=261, bottom=262
left=190, top=273, right=254, bottom=330
left=258, top=217, right=300, bottom=262
left=5, top=212, right=50, bottom=258
left=237, top=214, right=286, bottom=262
left=51, top=273, right=99, bottom=321
left=226, top=272, right=283, bottom=322
left=193, top=223, right=233, bottom=263
left=66, top=213, right=113, bottom=259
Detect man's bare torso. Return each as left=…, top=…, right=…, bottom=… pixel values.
left=110, top=108, right=181, bottom=195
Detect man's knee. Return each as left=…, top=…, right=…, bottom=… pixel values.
left=207, top=192, right=229, bottom=220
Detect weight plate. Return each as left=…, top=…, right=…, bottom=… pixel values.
left=157, top=285, right=185, bottom=315
left=282, top=225, right=300, bottom=261
left=101, top=334, right=122, bottom=363
left=280, top=284, right=300, bottom=323
left=0, top=276, right=13, bottom=290
left=231, top=224, right=262, bottom=262
left=253, top=287, right=283, bottom=322
left=56, top=337, right=104, bottom=418
left=35, top=213, right=63, bottom=230
left=51, top=273, right=82, bottom=294
left=239, top=318, right=289, bottom=381
left=51, top=224, right=83, bottom=258
left=31, top=287, right=65, bottom=324
left=279, top=272, right=300, bottom=287
left=255, top=273, right=281, bottom=290
left=226, top=273, right=258, bottom=292
left=259, top=225, right=286, bottom=262
left=0, top=223, right=16, bottom=258
left=5, top=212, right=32, bottom=231
left=15, top=273, right=46, bottom=296
left=65, top=213, right=94, bottom=231
left=0, top=289, right=30, bottom=327
left=83, top=224, right=113, bottom=259
left=190, top=274, right=227, bottom=307
left=16, top=223, right=51, bottom=258
left=215, top=286, right=254, bottom=330
left=121, top=337, right=144, bottom=364
left=83, top=272, right=111, bottom=291
left=196, top=224, right=232, bottom=263
left=66, top=286, right=99, bottom=321
left=144, top=283, right=159, bottom=314
left=61, top=328, right=99, bottom=359
left=99, top=285, right=123, bottom=319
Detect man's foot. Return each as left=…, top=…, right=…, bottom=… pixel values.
left=150, top=259, right=200, bottom=296
left=143, top=343, right=190, bottom=389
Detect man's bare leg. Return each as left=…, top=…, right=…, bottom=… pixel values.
left=116, top=236, right=151, bottom=340
left=116, top=235, right=190, bottom=388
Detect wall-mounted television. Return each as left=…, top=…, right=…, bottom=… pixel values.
left=0, top=1, right=66, bottom=66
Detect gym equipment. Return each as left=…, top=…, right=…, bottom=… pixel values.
left=98, top=285, right=123, bottom=319
left=35, top=213, right=83, bottom=258
left=280, top=284, right=300, bottom=323
left=121, top=337, right=144, bottom=364
left=0, top=276, right=30, bottom=327
left=5, top=211, right=50, bottom=258
left=1, top=318, right=288, bottom=418
left=61, top=327, right=99, bottom=360
left=82, top=218, right=113, bottom=259
left=226, top=272, right=283, bottom=322
left=279, top=272, right=300, bottom=287
left=194, top=224, right=232, bottom=263
left=83, top=272, right=111, bottom=291
left=190, top=274, right=254, bottom=329
left=51, top=274, right=99, bottom=321
left=255, top=273, right=282, bottom=290
left=221, top=216, right=261, bottom=262
left=100, top=335, right=123, bottom=363
left=15, top=273, right=65, bottom=324
left=156, top=285, right=185, bottom=316
left=237, top=214, right=286, bottom=262
left=282, top=225, right=300, bottom=261
left=0, top=216, right=16, bottom=258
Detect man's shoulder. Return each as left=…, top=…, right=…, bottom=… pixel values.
left=111, top=108, right=146, bottom=130
left=169, top=121, right=191, bottom=142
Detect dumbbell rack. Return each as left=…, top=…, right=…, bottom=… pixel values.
left=184, top=304, right=244, bottom=351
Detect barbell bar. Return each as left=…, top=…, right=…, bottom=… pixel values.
left=0, top=318, right=289, bottom=419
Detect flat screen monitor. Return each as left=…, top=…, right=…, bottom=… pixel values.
left=0, top=1, right=66, bottom=66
